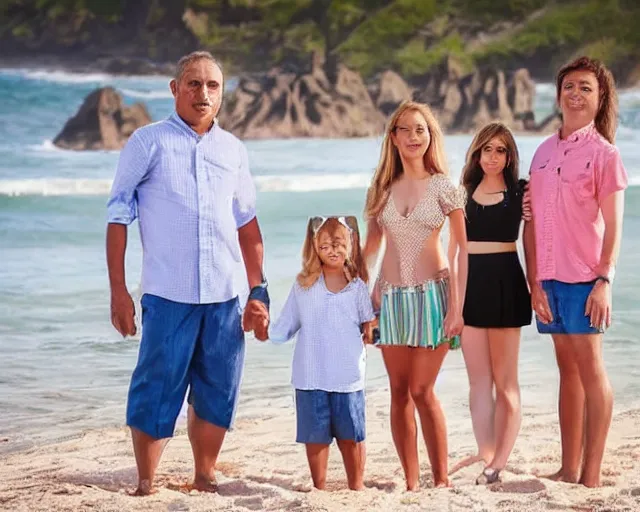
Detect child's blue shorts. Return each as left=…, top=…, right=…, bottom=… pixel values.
left=295, top=389, right=366, bottom=444
left=126, top=293, right=245, bottom=439
left=536, top=279, right=605, bottom=335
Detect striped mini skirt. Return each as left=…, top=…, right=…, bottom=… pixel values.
left=377, top=272, right=460, bottom=349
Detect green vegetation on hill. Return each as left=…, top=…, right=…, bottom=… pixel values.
left=1, top=0, right=639, bottom=83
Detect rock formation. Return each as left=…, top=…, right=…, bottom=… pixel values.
left=53, top=87, right=151, bottom=151
left=414, top=57, right=538, bottom=133
left=219, top=60, right=385, bottom=139
left=220, top=57, right=557, bottom=139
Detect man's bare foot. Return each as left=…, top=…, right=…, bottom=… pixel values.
left=349, top=483, right=365, bottom=491
left=541, top=469, right=579, bottom=483
left=191, top=474, right=219, bottom=493
left=129, top=479, right=157, bottom=496
left=168, top=474, right=219, bottom=494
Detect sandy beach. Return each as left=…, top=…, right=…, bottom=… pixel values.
left=1, top=386, right=639, bottom=512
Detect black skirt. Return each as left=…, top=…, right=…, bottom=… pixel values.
left=463, top=252, right=532, bottom=328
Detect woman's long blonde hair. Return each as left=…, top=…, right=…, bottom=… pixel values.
left=556, top=56, right=618, bottom=144
left=297, top=217, right=368, bottom=288
left=461, top=122, right=520, bottom=195
left=365, top=101, right=449, bottom=219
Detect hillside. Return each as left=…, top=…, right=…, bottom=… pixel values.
left=1, top=0, right=639, bottom=85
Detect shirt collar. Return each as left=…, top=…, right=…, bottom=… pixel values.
left=169, top=111, right=217, bottom=140
left=319, top=272, right=355, bottom=295
left=556, top=121, right=596, bottom=147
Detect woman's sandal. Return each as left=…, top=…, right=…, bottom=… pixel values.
left=476, top=467, right=501, bottom=485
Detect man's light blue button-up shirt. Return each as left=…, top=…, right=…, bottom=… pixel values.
left=107, top=112, right=256, bottom=304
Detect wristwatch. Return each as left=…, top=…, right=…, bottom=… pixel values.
left=595, top=267, right=615, bottom=285
left=248, top=277, right=270, bottom=309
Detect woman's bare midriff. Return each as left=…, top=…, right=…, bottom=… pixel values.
left=379, top=228, right=448, bottom=286
left=467, top=241, right=517, bottom=254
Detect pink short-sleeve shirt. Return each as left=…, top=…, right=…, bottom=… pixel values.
left=529, top=122, right=628, bottom=283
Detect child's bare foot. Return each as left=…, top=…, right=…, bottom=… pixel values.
left=541, top=469, right=579, bottom=484
left=349, top=482, right=365, bottom=491
left=129, top=479, right=157, bottom=496
left=579, top=475, right=601, bottom=488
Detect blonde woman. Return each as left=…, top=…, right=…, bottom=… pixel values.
left=363, top=101, right=467, bottom=489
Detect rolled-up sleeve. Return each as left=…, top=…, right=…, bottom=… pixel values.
left=233, top=143, right=257, bottom=228
left=268, top=285, right=301, bottom=344
left=107, top=132, right=150, bottom=225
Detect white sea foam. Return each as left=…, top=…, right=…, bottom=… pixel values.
left=2, top=172, right=639, bottom=198
left=118, top=88, right=173, bottom=100
left=0, top=173, right=376, bottom=197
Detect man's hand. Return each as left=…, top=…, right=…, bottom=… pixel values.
left=585, top=280, right=611, bottom=330
left=110, top=286, right=136, bottom=337
left=242, top=299, right=269, bottom=341
left=531, top=282, right=553, bottom=324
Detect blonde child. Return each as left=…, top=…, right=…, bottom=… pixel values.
left=264, top=216, right=375, bottom=491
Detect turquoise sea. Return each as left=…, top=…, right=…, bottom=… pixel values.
left=1, top=69, right=639, bottom=453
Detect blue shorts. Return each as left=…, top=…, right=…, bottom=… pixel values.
left=295, top=389, right=366, bottom=445
left=536, top=280, right=604, bottom=335
left=126, top=294, right=245, bottom=439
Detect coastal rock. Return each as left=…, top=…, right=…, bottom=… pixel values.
left=415, top=59, right=538, bottom=133
left=219, top=63, right=385, bottom=139
left=53, top=87, right=151, bottom=151
left=369, top=70, right=414, bottom=115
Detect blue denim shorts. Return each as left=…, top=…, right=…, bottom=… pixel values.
left=295, top=389, right=366, bottom=444
left=126, top=294, right=245, bottom=439
left=536, top=280, right=605, bottom=335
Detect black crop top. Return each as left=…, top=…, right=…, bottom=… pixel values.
left=465, top=180, right=526, bottom=242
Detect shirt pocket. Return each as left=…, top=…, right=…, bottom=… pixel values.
left=202, top=154, right=237, bottom=200
left=560, top=156, right=595, bottom=199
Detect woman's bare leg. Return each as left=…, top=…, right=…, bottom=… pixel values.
left=409, top=343, right=451, bottom=487
left=461, top=326, right=495, bottom=464
left=487, top=327, right=522, bottom=470
left=381, top=347, right=420, bottom=491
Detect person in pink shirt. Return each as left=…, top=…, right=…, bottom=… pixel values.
left=523, top=56, right=628, bottom=488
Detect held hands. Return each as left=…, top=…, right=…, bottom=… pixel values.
left=362, top=318, right=378, bottom=345
left=444, top=310, right=463, bottom=339
left=531, top=282, right=553, bottom=324
left=242, top=299, right=270, bottom=341
left=585, top=280, right=611, bottom=330
left=110, top=286, right=136, bottom=338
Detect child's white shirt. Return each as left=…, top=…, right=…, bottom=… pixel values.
left=269, top=275, right=375, bottom=392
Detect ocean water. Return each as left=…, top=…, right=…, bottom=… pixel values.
left=1, top=69, right=639, bottom=452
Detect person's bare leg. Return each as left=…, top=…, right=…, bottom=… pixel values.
left=461, top=326, right=495, bottom=465
left=487, top=327, right=522, bottom=471
left=187, top=406, right=227, bottom=492
left=381, top=347, right=419, bottom=491
left=409, top=343, right=450, bottom=487
left=305, top=443, right=330, bottom=490
left=543, top=335, right=584, bottom=483
left=337, top=440, right=366, bottom=490
left=130, top=427, right=169, bottom=495
left=569, top=333, right=613, bottom=488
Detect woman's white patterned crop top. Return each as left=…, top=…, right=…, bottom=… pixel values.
left=378, top=173, right=465, bottom=286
